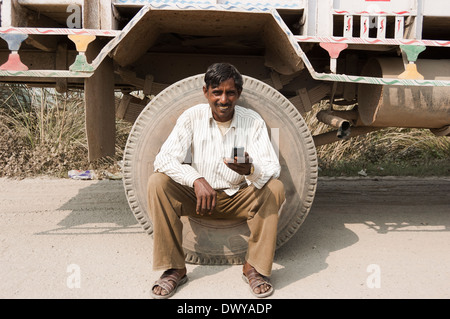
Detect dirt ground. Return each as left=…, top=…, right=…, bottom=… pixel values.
left=0, top=176, right=449, bottom=299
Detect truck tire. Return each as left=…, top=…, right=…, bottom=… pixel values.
left=123, top=74, right=317, bottom=265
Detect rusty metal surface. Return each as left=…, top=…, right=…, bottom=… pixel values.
left=358, top=58, right=450, bottom=129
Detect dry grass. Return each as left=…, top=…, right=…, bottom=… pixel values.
left=306, top=102, right=450, bottom=176
left=0, top=85, right=130, bottom=178
left=0, top=85, right=448, bottom=178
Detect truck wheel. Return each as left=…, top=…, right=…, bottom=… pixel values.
left=123, top=74, right=317, bottom=265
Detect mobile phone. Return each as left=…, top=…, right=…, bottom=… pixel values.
left=225, top=147, right=245, bottom=163
left=232, top=146, right=245, bottom=158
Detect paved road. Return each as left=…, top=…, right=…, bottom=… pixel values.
left=1, top=176, right=449, bottom=299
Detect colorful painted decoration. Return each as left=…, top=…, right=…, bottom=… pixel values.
left=0, top=33, right=29, bottom=71
left=68, top=34, right=97, bottom=72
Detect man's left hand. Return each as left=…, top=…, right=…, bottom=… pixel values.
left=224, top=152, right=253, bottom=175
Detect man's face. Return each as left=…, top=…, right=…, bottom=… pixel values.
left=203, top=78, right=241, bottom=122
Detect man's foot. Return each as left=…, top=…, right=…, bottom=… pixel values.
left=151, top=268, right=187, bottom=299
left=242, top=262, right=274, bottom=298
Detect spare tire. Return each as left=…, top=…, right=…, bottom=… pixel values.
left=123, top=74, right=317, bottom=265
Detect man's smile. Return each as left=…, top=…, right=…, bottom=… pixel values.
left=217, top=103, right=232, bottom=112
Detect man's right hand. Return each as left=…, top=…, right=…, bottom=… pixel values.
left=193, top=177, right=216, bottom=215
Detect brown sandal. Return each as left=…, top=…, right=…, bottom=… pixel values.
left=242, top=267, right=274, bottom=298
left=151, top=270, right=188, bottom=299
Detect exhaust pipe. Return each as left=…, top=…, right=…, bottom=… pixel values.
left=337, top=122, right=351, bottom=139
left=316, top=109, right=358, bottom=139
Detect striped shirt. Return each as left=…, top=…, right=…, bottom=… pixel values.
left=154, top=103, right=281, bottom=196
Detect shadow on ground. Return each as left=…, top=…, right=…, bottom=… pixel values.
left=37, top=180, right=140, bottom=236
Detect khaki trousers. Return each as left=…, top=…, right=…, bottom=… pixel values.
left=147, top=172, right=285, bottom=277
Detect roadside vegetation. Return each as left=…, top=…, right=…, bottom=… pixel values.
left=0, top=85, right=130, bottom=178
left=0, top=85, right=449, bottom=178
left=307, top=101, right=450, bottom=177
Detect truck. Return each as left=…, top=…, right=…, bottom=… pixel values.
left=1, top=0, right=449, bottom=265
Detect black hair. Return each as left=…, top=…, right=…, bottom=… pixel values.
left=204, top=63, right=243, bottom=92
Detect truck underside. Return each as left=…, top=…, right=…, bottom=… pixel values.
left=1, top=1, right=449, bottom=157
